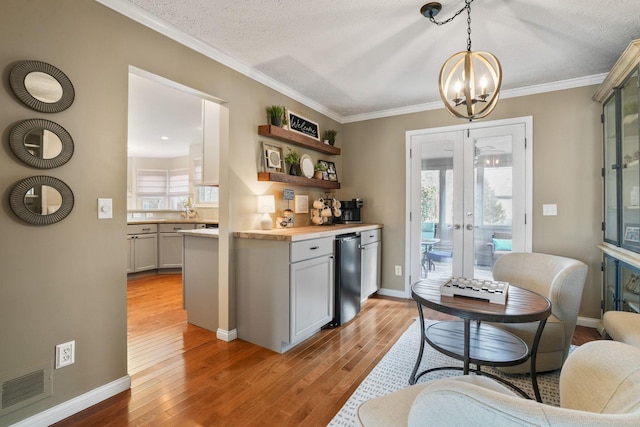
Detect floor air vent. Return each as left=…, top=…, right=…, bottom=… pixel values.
left=0, top=361, right=52, bottom=416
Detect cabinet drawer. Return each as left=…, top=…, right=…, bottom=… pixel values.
left=290, top=237, right=334, bottom=263
left=361, top=228, right=381, bottom=245
left=127, top=224, right=157, bottom=234
left=158, top=223, right=196, bottom=233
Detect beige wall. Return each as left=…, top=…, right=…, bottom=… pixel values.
left=0, top=1, right=340, bottom=424
left=0, top=1, right=605, bottom=424
left=343, top=86, right=604, bottom=319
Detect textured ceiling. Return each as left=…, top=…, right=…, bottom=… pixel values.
left=109, top=0, right=640, bottom=121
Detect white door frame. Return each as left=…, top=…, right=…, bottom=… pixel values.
left=404, top=116, right=533, bottom=298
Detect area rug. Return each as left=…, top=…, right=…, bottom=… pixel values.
left=328, top=319, right=566, bottom=426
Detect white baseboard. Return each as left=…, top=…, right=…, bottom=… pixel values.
left=11, top=376, right=131, bottom=427
left=576, top=316, right=600, bottom=329
left=217, top=328, right=237, bottom=342
left=376, top=288, right=409, bottom=299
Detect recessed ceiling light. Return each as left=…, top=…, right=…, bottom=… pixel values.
left=160, top=136, right=169, bottom=140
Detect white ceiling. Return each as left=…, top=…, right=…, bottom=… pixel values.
left=103, top=0, right=640, bottom=123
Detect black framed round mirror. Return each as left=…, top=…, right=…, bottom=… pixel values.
left=9, top=176, right=74, bottom=225
left=9, top=119, right=74, bottom=169
left=9, top=61, right=75, bottom=113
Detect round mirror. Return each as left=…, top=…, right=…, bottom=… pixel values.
left=9, top=61, right=75, bottom=113
left=24, top=72, right=64, bottom=103
left=9, top=176, right=74, bottom=225
left=9, top=119, right=74, bottom=169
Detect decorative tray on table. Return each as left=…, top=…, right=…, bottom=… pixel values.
left=440, top=277, right=509, bottom=305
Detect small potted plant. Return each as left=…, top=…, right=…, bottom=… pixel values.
left=314, top=162, right=327, bottom=179
left=266, top=105, right=285, bottom=127
left=284, top=147, right=300, bottom=175
left=323, top=129, right=338, bottom=146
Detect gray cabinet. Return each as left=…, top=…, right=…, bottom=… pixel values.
left=158, top=223, right=198, bottom=268
left=361, top=229, right=382, bottom=299
left=126, top=224, right=158, bottom=273
left=236, top=236, right=334, bottom=353
left=182, top=232, right=219, bottom=332
left=596, top=40, right=640, bottom=328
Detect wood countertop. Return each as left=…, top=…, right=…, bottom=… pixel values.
left=179, top=228, right=219, bottom=238
left=127, top=219, right=219, bottom=225
left=234, top=223, right=382, bottom=242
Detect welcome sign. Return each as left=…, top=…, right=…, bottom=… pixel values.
left=287, top=111, right=319, bottom=141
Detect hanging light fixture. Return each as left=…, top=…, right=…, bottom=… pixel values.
left=421, top=1, right=502, bottom=121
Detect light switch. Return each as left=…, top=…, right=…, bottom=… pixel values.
left=98, top=198, right=112, bottom=219
left=542, top=204, right=557, bottom=216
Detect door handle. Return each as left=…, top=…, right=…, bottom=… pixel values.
left=453, top=224, right=461, bottom=230
left=466, top=224, right=475, bottom=230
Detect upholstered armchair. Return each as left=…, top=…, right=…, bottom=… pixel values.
left=603, top=311, right=640, bottom=348
left=490, top=252, right=588, bottom=373
left=486, top=232, right=512, bottom=267
left=357, top=340, right=640, bottom=426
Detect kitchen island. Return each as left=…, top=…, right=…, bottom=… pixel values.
left=179, top=228, right=219, bottom=333
left=234, top=223, right=382, bottom=353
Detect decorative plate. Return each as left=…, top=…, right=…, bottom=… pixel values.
left=300, top=154, right=314, bottom=178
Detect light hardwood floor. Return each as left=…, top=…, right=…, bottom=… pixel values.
left=54, top=274, right=600, bottom=426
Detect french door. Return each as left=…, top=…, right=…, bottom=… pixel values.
left=407, top=118, right=532, bottom=289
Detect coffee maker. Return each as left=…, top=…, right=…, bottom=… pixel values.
left=335, top=198, right=363, bottom=224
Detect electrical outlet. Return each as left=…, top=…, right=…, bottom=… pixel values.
left=55, top=340, right=75, bottom=369
left=395, top=265, right=402, bottom=276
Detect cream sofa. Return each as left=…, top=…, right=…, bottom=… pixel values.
left=490, top=252, right=588, bottom=373
left=358, top=340, right=640, bottom=426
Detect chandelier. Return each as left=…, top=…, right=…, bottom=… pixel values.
left=421, top=1, right=502, bottom=121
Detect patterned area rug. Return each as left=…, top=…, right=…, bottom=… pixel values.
left=328, top=319, right=566, bottom=426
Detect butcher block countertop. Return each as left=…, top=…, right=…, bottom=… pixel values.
left=127, top=219, right=218, bottom=225
left=234, top=223, right=382, bottom=242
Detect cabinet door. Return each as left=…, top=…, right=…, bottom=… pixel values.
left=158, top=233, right=184, bottom=268
left=603, top=95, right=619, bottom=244
left=603, top=254, right=618, bottom=313
left=126, top=235, right=134, bottom=273
left=290, top=255, right=334, bottom=343
left=361, top=241, right=381, bottom=299
left=620, top=261, right=640, bottom=314
left=134, top=233, right=158, bottom=271
left=620, top=69, right=640, bottom=252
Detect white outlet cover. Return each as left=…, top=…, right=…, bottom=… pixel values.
left=55, top=340, right=75, bottom=369
left=542, top=204, right=558, bottom=216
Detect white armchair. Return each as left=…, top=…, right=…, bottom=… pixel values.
left=603, top=311, right=640, bottom=348
left=358, top=340, right=640, bottom=426
left=490, top=252, right=588, bottom=373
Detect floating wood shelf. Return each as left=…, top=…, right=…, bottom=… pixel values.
left=258, top=125, right=341, bottom=155
left=258, top=172, right=341, bottom=189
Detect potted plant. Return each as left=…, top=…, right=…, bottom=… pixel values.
left=323, top=129, right=338, bottom=146
left=314, top=162, right=327, bottom=179
left=284, top=147, right=300, bottom=175
left=266, top=105, right=285, bottom=127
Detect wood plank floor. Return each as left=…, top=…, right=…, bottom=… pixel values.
left=55, top=274, right=600, bottom=426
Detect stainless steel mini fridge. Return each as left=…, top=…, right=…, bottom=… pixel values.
left=327, top=233, right=362, bottom=327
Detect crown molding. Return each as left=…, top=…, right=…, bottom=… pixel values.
left=342, top=74, right=607, bottom=123
left=96, top=1, right=608, bottom=125
left=96, top=0, right=342, bottom=123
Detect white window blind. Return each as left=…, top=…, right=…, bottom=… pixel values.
left=137, top=169, right=167, bottom=194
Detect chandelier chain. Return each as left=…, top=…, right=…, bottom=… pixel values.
left=466, top=0, right=472, bottom=52
left=428, top=0, right=475, bottom=26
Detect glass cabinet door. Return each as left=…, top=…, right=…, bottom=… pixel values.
left=619, top=262, right=640, bottom=314
left=620, top=69, right=640, bottom=252
left=603, top=95, right=619, bottom=244
left=603, top=254, right=618, bottom=313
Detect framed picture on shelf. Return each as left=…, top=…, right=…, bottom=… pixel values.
left=324, top=161, right=338, bottom=181
left=262, top=142, right=284, bottom=173
left=624, top=224, right=640, bottom=243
